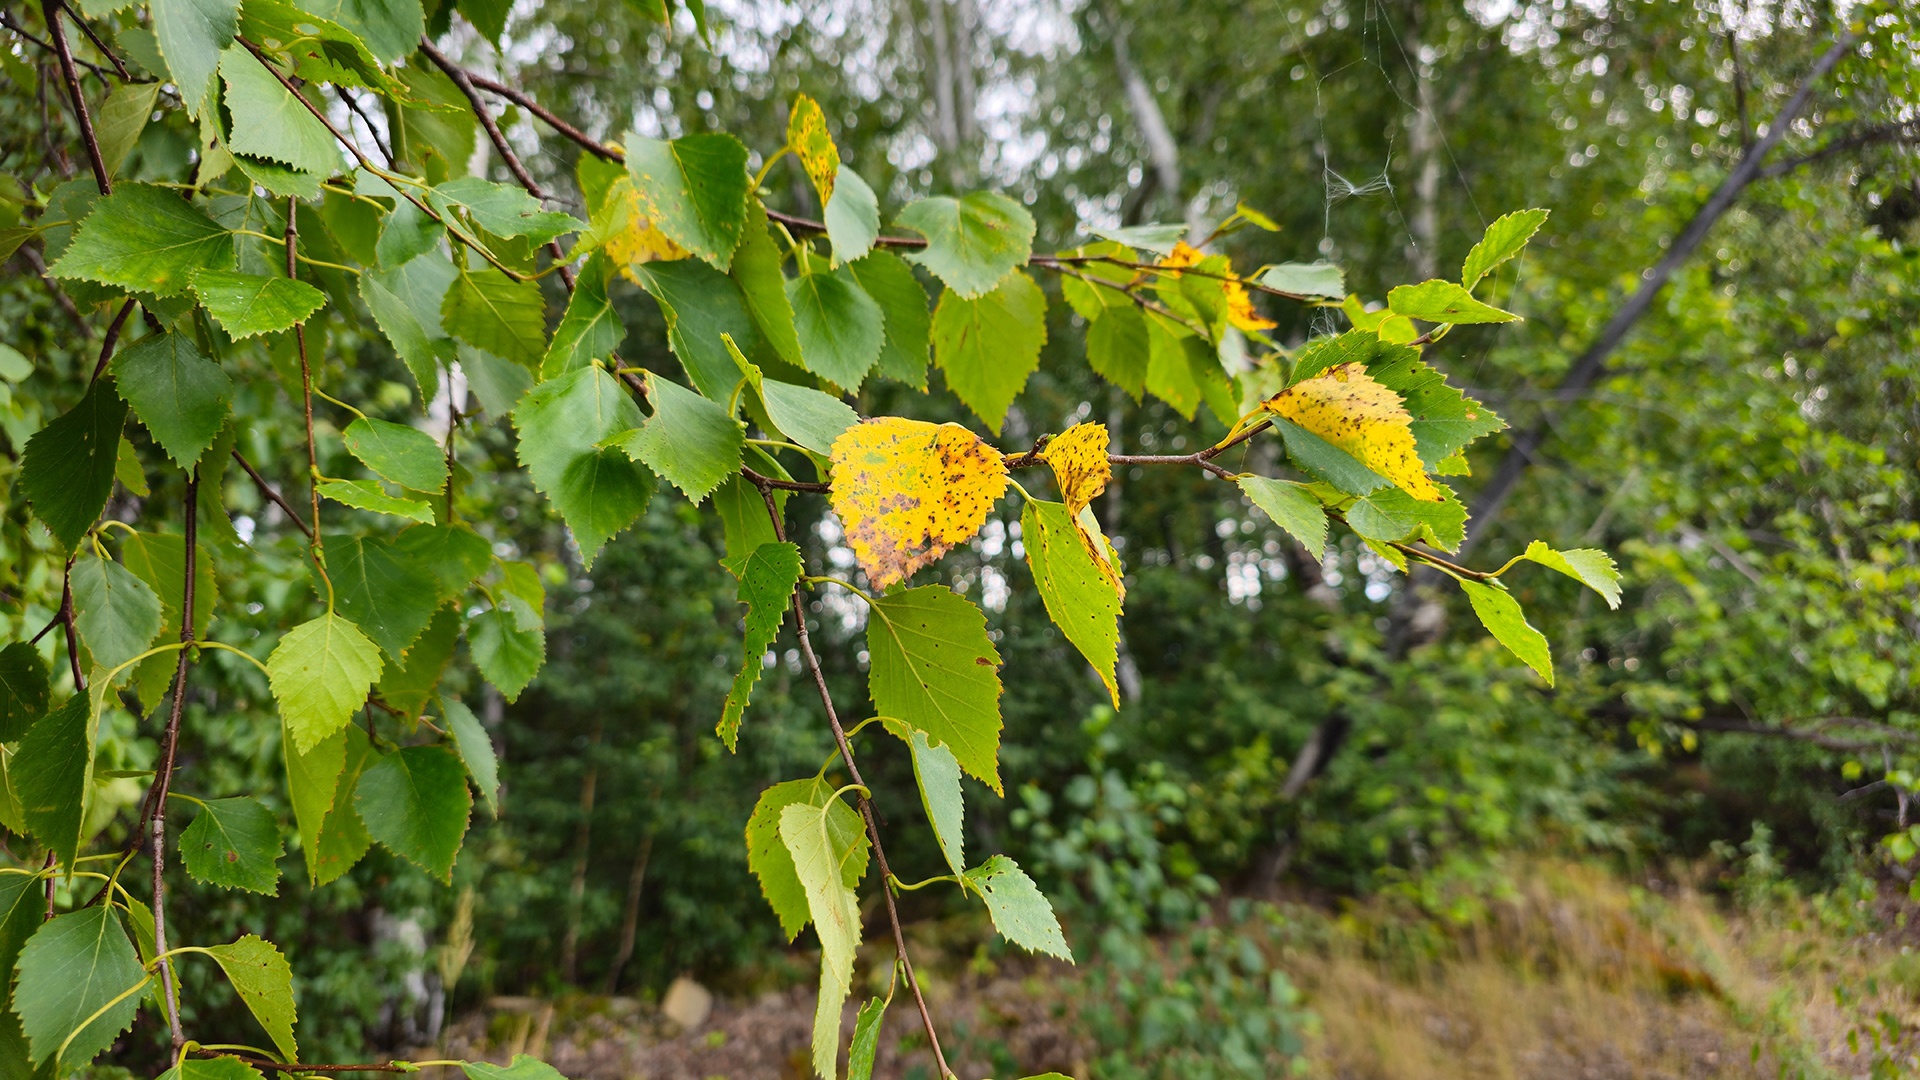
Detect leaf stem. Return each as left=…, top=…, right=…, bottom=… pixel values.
left=196, top=641, right=273, bottom=678
left=54, top=975, right=152, bottom=1063
left=804, top=574, right=875, bottom=605
left=753, top=147, right=791, bottom=192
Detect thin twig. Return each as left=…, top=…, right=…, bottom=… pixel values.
left=229, top=449, right=314, bottom=539
left=233, top=36, right=525, bottom=280
left=187, top=1053, right=408, bottom=1075
left=286, top=197, right=323, bottom=557
left=333, top=86, right=393, bottom=165
left=58, top=557, right=85, bottom=691
left=146, top=469, right=197, bottom=1051
left=0, top=9, right=116, bottom=84
left=467, top=73, right=620, bottom=163
left=88, top=299, right=136, bottom=384
left=57, top=0, right=131, bottom=82
left=418, top=40, right=577, bottom=290
left=746, top=477, right=956, bottom=1079
left=40, top=0, right=111, bottom=193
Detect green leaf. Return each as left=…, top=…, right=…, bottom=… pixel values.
left=1461, top=208, right=1549, bottom=290
left=389, top=66, right=476, bottom=184
left=378, top=606, right=461, bottom=718
left=179, top=797, right=284, bottom=895
left=444, top=265, right=546, bottom=368
left=1142, top=315, right=1217, bottom=422
left=825, top=166, right=880, bottom=264
left=0, top=344, right=32, bottom=382
left=717, top=541, right=802, bottom=752
left=1086, top=307, right=1148, bottom=401
left=159, top=1056, right=271, bottom=1080
left=282, top=724, right=372, bottom=886
left=205, top=934, right=298, bottom=1062
left=355, top=745, right=472, bottom=883
left=456, top=0, right=512, bottom=43
left=866, top=586, right=1004, bottom=794
left=116, top=435, right=149, bottom=497
left=48, top=182, right=232, bottom=297
left=495, top=560, right=546, bottom=633
left=512, top=365, right=653, bottom=567
left=630, top=259, right=769, bottom=400
left=1021, top=500, right=1122, bottom=707
left=120, top=532, right=216, bottom=705
left=930, top=268, right=1046, bottom=436
left=190, top=270, right=327, bottom=339
left=611, top=372, right=744, bottom=502
left=150, top=0, right=241, bottom=114
left=458, top=345, right=533, bottom=419
left=1359, top=345, right=1506, bottom=468
left=429, top=177, right=583, bottom=246
left=897, top=192, right=1036, bottom=298
left=542, top=255, right=624, bottom=379
left=0, top=643, right=50, bottom=743
left=324, top=534, right=443, bottom=661
left=1515, top=540, right=1622, bottom=609
left=70, top=553, right=163, bottom=675
left=233, top=153, right=323, bottom=200
left=218, top=45, right=338, bottom=177
left=362, top=259, right=456, bottom=402
left=763, top=382, right=858, bottom=457
left=1259, top=261, right=1345, bottom=300
left=779, top=801, right=863, bottom=1080
left=847, top=250, right=931, bottom=389
left=1089, top=221, right=1185, bottom=255
left=443, top=698, right=500, bottom=817
left=16, top=695, right=96, bottom=871
left=624, top=132, right=751, bottom=269
left=298, top=0, right=421, bottom=62
left=316, top=479, right=435, bottom=523
left=21, top=382, right=126, bottom=551
left=1457, top=579, right=1554, bottom=685
left=238, top=0, right=401, bottom=93
left=884, top=720, right=966, bottom=880
left=1270, top=416, right=1389, bottom=497
left=461, top=1056, right=567, bottom=1080
left=468, top=608, right=544, bottom=702
left=730, top=204, right=803, bottom=368
left=1239, top=477, right=1328, bottom=560
left=110, top=333, right=233, bottom=469
left=343, top=417, right=447, bottom=493
left=0, top=873, right=43, bottom=1005
left=962, top=855, right=1071, bottom=962
left=745, top=776, right=868, bottom=940
left=847, top=995, right=887, bottom=1080
left=1386, top=279, right=1519, bottom=325
left=13, top=905, right=146, bottom=1067
left=269, top=612, right=385, bottom=752
left=395, top=524, right=492, bottom=604
left=788, top=263, right=885, bottom=389
left=1346, top=484, right=1467, bottom=552
left=96, top=82, right=161, bottom=179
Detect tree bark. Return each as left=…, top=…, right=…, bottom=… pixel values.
left=556, top=717, right=603, bottom=985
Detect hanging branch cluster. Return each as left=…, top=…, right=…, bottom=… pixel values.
left=0, top=0, right=1697, bottom=1077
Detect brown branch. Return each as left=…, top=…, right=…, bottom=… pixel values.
left=286, top=197, right=324, bottom=556
left=0, top=9, right=116, bottom=85
left=88, top=298, right=136, bottom=384
left=418, top=39, right=576, bottom=291
left=146, top=469, right=197, bottom=1050
left=745, top=476, right=956, bottom=1079
left=40, top=0, right=110, bottom=193
left=187, top=1053, right=408, bottom=1075
left=57, top=557, right=84, bottom=691
left=1757, top=121, right=1920, bottom=179
left=1462, top=31, right=1858, bottom=556
left=229, top=449, right=314, bottom=539
left=467, top=73, right=620, bottom=163
left=333, top=86, right=393, bottom=166
left=57, top=0, right=130, bottom=82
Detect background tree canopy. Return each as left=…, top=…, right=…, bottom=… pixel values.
left=0, top=0, right=1915, bottom=1076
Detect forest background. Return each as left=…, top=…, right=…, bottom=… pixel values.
left=0, top=0, right=1916, bottom=1076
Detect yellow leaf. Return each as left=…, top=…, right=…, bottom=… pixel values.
left=1222, top=276, right=1275, bottom=331
left=788, top=93, right=839, bottom=209
left=1036, top=422, right=1124, bottom=596
left=1157, top=241, right=1202, bottom=276
left=1264, top=363, right=1441, bottom=501
left=600, top=180, right=687, bottom=280
left=829, top=417, right=1009, bottom=589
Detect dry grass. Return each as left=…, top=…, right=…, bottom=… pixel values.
left=1279, top=859, right=1920, bottom=1079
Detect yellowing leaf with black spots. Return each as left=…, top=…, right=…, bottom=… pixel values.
left=1036, top=422, right=1123, bottom=595
left=1222, top=275, right=1275, bottom=331
left=595, top=180, right=688, bottom=279
left=1264, top=363, right=1441, bottom=502
left=828, top=418, right=1009, bottom=589
left=787, top=93, right=839, bottom=208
